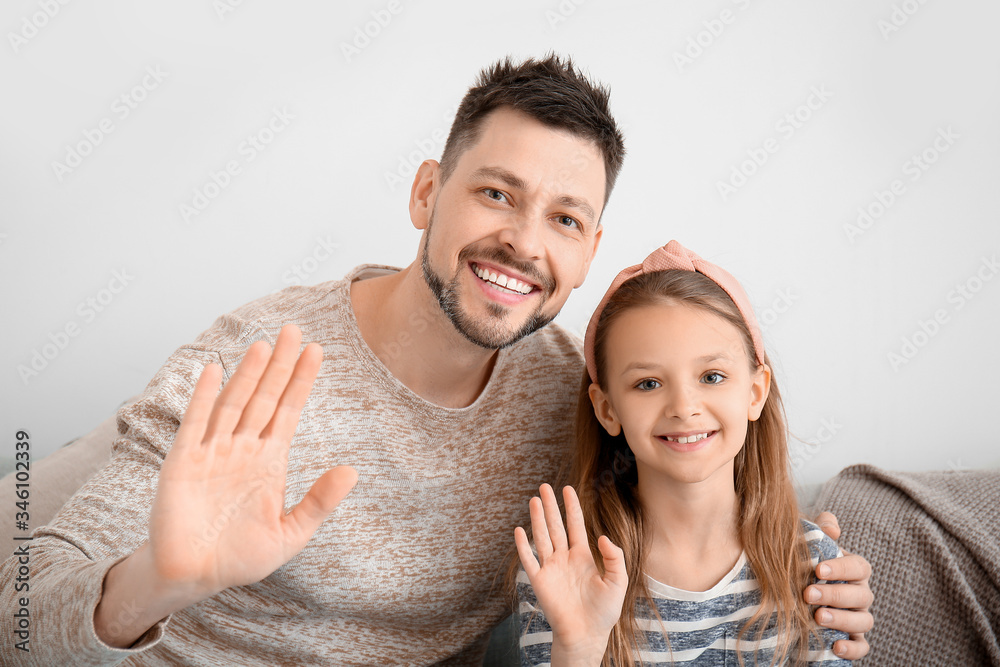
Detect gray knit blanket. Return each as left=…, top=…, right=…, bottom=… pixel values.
left=815, top=464, right=1000, bottom=666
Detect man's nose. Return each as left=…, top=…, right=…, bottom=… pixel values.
left=496, top=211, right=544, bottom=262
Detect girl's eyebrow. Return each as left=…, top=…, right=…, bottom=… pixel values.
left=697, top=353, right=733, bottom=364
left=618, top=353, right=733, bottom=375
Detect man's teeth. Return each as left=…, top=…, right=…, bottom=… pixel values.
left=665, top=432, right=711, bottom=444
left=474, top=264, right=533, bottom=295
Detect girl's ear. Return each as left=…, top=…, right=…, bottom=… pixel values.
left=588, top=382, right=622, bottom=436
left=747, top=363, right=771, bottom=421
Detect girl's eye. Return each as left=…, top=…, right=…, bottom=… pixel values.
left=484, top=188, right=508, bottom=203
left=702, top=372, right=726, bottom=385
left=636, top=379, right=660, bottom=391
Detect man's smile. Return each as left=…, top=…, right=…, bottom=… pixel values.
left=470, top=261, right=537, bottom=295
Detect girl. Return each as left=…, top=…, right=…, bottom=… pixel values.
left=514, top=240, right=850, bottom=666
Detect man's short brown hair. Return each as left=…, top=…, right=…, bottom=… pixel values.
left=439, top=54, right=626, bottom=208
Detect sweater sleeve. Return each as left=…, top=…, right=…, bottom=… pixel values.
left=802, top=520, right=853, bottom=666
left=0, top=314, right=262, bottom=665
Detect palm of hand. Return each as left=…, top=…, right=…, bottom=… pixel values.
left=145, top=326, right=357, bottom=598
left=515, top=484, right=628, bottom=650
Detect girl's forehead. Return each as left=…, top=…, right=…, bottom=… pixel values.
left=606, top=302, right=751, bottom=364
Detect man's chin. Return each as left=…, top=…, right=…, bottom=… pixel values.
left=448, top=306, right=557, bottom=350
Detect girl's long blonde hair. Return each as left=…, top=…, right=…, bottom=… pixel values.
left=578, top=269, right=815, bottom=666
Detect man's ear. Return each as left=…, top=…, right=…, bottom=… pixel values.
left=748, top=363, right=771, bottom=421
left=588, top=382, right=621, bottom=436
left=410, top=160, right=440, bottom=231
left=575, top=223, right=603, bottom=288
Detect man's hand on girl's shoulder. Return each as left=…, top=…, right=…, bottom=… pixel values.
left=806, top=510, right=875, bottom=661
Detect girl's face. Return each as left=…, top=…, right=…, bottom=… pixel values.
left=589, top=301, right=770, bottom=489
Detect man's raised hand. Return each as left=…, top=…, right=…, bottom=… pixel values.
left=148, top=324, right=357, bottom=598
left=95, top=325, right=356, bottom=648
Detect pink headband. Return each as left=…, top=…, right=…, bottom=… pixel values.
left=583, top=240, right=765, bottom=383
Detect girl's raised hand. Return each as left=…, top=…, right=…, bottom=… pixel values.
left=514, top=484, right=628, bottom=665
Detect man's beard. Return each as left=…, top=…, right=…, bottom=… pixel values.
left=420, top=218, right=557, bottom=350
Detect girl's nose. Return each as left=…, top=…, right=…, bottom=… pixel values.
left=664, top=385, right=701, bottom=420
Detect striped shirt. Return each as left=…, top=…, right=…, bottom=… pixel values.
left=519, top=520, right=851, bottom=666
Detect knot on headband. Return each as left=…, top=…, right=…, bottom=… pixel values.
left=583, top=240, right=765, bottom=383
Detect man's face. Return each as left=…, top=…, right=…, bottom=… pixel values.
left=415, top=107, right=606, bottom=349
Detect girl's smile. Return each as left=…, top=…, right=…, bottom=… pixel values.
left=656, top=430, right=718, bottom=452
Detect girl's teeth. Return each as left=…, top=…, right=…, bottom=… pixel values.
left=668, top=433, right=709, bottom=444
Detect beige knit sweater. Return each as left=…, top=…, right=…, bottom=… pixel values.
left=0, top=265, right=583, bottom=666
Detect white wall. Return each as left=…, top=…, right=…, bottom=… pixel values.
left=2, top=1, right=998, bottom=484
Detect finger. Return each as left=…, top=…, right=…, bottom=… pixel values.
left=562, top=486, right=587, bottom=549
left=528, top=496, right=552, bottom=559
left=260, top=343, right=323, bottom=442
left=814, top=553, right=872, bottom=589
left=234, top=325, right=304, bottom=437
left=174, top=363, right=223, bottom=453
left=203, top=341, right=271, bottom=441
left=832, top=634, right=870, bottom=661
left=283, top=465, right=358, bottom=544
left=814, top=511, right=841, bottom=540
left=814, top=606, right=874, bottom=635
left=597, top=535, right=628, bottom=590
left=514, top=527, right=540, bottom=579
left=805, top=582, right=874, bottom=612
left=539, top=484, right=568, bottom=552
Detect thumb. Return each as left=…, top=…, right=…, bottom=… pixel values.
left=597, top=535, right=628, bottom=590
left=814, top=511, right=841, bottom=540
left=285, top=466, right=358, bottom=539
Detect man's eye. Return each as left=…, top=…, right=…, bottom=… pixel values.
left=636, top=379, right=660, bottom=391
left=558, top=215, right=580, bottom=229
left=703, top=372, right=726, bottom=385
left=484, top=189, right=508, bottom=203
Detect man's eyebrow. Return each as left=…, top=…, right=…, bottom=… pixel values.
left=469, top=167, right=529, bottom=193
left=555, top=194, right=596, bottom=227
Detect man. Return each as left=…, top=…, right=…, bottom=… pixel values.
left=0, top=55, right=872, bottom=664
